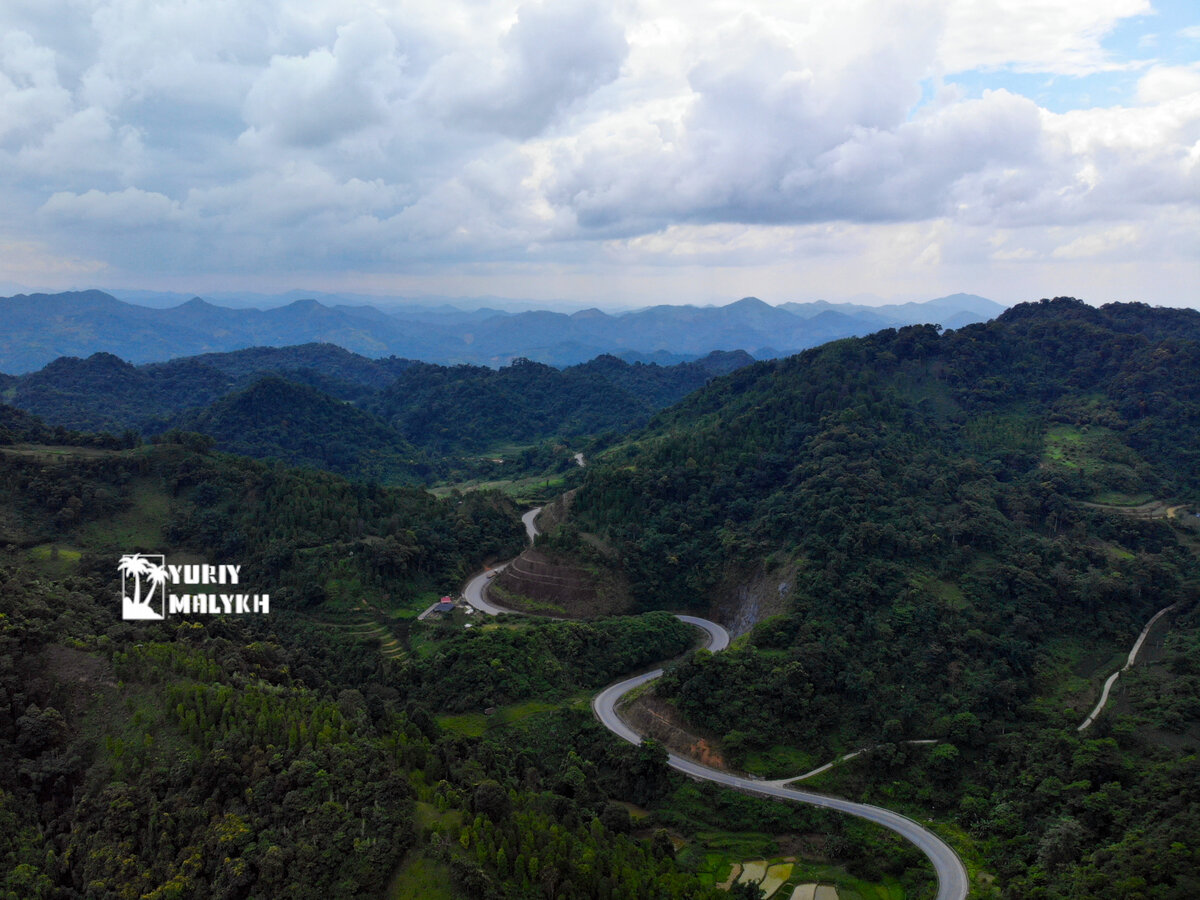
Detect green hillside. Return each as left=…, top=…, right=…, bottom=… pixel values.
left=185, top=375, right=434, bottom=484
left=2, top=346, right=753, bottom=485
left=544, top=298, right=1200, bottom=897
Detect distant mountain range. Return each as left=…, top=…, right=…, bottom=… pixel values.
left=0, top=289, right=1006, bottom=374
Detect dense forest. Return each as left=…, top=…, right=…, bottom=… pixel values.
left=0, top=408, right=923, bottom=899
left=0, top=345, right=751, bottom=484
left=541, top=298, right=1200, bottom=897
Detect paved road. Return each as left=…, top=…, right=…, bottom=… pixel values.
left=590, top=618, right=968, bottom=900
left=462, top=506, right=543, bottom=616
left=522, top=506, right=542, bottom=542
left=465, top=508, right=969, bottom=900
left=462, top=564, right=513, bottom=615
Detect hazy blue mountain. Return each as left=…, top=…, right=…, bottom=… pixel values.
left=0, top=289, right=1006, bottom=373
left=779, top=292, right=1004, bottom=326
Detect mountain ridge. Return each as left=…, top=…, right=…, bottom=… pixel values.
left=0, top=289, right=1007, bottom=374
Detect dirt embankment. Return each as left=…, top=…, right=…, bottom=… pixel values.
left=493, top=548, right=630, bottom=617
left=494, top=489, right=632, bottom=616
left=621, top=693, right=728, bottom=769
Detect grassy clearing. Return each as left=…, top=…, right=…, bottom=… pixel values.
left=386, top=853, right=459, bottom=900
left=744, top=744, right=818, bottom=779
left=738, top=859, right=768, bottom=884
left=690, top=848, right=905, bottom=900
left=762, top=862, right=793, bottom=895
left=928, top=822, right=1001, bottom=899
left=782, top=866, right=907, bottom=899
left=1042, top=425, right=1153, bottom=504
left=0, top=443, right=125, bottom=461
left=76, top=478, right=169, bottom=550
left=436, top=713, right=488, bottom=738
left=1043, top=425, right=1110, bottom=474
left=1034, top=636, right=1127, bottom=712
left=487, top=582, right=568, bottom=616
left=429, top=473, right=566, bottom=505
left=28, top=544, right=82, bottom=576
left=908, top=573, right=968, bottom=610
left=436, top=697, right=576, bottom=738
left=413, top=801, right=463, bottom=837
left=693, top=830, right=778, bottom=861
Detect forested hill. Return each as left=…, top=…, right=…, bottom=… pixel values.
left=547, top=298, right=1200, bottom=896
left=0, top=345, right=752, bottom=482
left=0, top=425, right=751, bottom=899
left=567, top=298, right=1200, bottom=605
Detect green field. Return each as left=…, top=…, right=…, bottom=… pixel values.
left=436, top=697, right=577, bottom=737
left=28, top=543, right=82, bottom=576
left=430, top=472, right=567, bottom=505
left=386, top=853, right=459, bottom=900
left=690, top=847, right=908, bottom=900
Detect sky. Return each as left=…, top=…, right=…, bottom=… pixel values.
left=1, top=0, right=1199, bottom=309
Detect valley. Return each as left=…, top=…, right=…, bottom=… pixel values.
left=3, top=297, right=1200, bottom=899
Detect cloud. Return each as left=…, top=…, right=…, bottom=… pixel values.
left=241, top=13, right=405, bottom=148
left=1051, top=224, right=1142, bottom=258
left=424, top=0, right=628, bottom=139
left=0, top=238, right=108, bottom=280
left=938, top=0, right=1152, bottom=74
left=0, top=31, right=73, bottom=146
left=0, top=0, right=1196, bottom=306
left=40, top=187, right=181, bottom=227
left=1137, top=64, right=1200, bottom=103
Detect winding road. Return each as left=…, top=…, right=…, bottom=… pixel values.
left=1077, top=602, right=1178, bottom=732
left=463, top=508, right=969, bottom=900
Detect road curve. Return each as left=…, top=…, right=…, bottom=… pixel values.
left=591, top=621, right=968, bottom=900
left=465, top=509, right=968, bottom=900
left=522, top=506, right=542, bottom=542
left=462, top=507, right=543, bottom=615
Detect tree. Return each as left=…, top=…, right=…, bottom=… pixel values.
left=599, top=801, right=631, bottom=835
left=1037, top=817, right=1086, bottom=871
left=473, top=780, right=511, bottom=822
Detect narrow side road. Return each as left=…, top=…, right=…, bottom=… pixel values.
left=1078, top=602, right=1178, bottom=732
left=463, top=508, right=969, bottom=900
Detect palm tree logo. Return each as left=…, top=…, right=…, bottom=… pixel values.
left=119, top=553, right=168, bottom=620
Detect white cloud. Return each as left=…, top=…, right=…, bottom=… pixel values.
left=0, top=0, right=1196, bottom=306
left=0, top=31, right=73, bottom=146
left=0, top=238, right=108, bottom=281
left=241, top=13, right=405, bottom=148
left=40, top=187, right=180, bottom=227
left=1137, top=64, right=1200, bottom=104
left=423, top=0, right=628, bottom=139
left=938, top=0, right=1152, bottom=74
left=1051, top=224, right=1142, bottom=258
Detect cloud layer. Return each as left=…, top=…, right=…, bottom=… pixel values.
left=1, top=0, right=1197, bottom=305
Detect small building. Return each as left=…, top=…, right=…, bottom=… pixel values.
left=434, top=596, right=456, bottom=615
